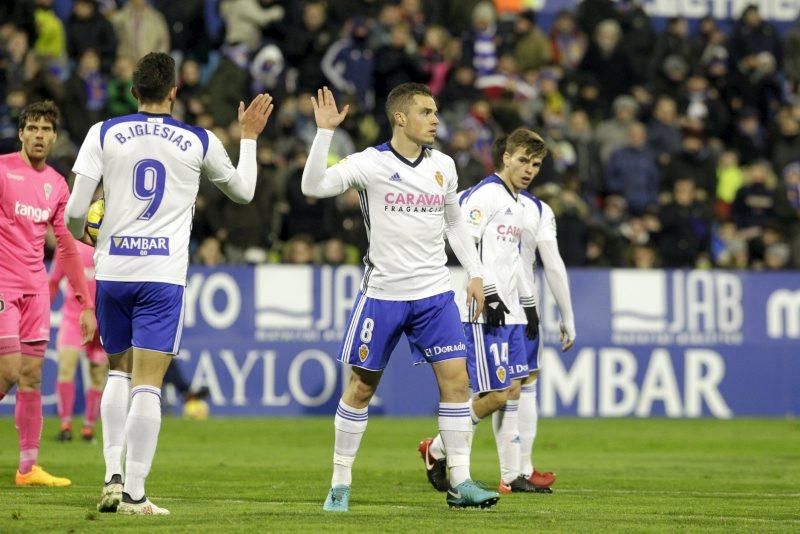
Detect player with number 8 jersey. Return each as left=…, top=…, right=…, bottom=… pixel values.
left=65, top=53, right=275, bottom=516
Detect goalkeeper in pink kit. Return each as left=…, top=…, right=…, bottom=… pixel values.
left=49, top=238, right=107, bottom=443
left=0, top=101, right=97, bottom=487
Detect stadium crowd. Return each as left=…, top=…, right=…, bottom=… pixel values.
left=2, top=0, right=800, bottom=270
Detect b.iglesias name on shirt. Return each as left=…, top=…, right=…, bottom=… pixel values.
left=112, top=123, right=193, bottom=152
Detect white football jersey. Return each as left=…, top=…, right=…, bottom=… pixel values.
left=72, top=113, right=239, bottom=286
left=455, top=175, right=526, bottom=324
left=519, top=190, right=557, bottom=274
left=327, top=143, right=459, bottom=300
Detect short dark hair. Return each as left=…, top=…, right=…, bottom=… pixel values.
left=19, top=100, right=60, bottom=131
left=491, top=128, right=547, bottom=170
left=386, top=83, right=433, bottom=127
left=133, top=52, right=176, bottom=104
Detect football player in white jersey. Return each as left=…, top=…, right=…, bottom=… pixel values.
left=302, top=85, right=499, bottom=511
left=64, top=53, right=274, bottom=515
left=420, top=129, right=549, bottom=495
left=515, top=184, right=576, bottom=492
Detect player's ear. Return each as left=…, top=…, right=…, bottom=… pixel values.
left=502, top=151, right=511, bottom=166
left=130, top=85, right=139, bottom=101
left=169, top=86, right=177, bottom=102
left=394, top=111, right=406, bottom=127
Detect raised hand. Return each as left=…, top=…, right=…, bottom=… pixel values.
left=238, top=93, right=274, bottom=140
left=310, top=86, right=349, bottom=130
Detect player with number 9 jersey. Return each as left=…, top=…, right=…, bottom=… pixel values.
left=64, top=53, right=275, bottom=516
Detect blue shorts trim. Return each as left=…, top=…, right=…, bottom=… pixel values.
left=465, top=324, right=529, bottom=393
left=96, top=281, right=185, bottom=355
left=338, top=291, right=467, bottom=371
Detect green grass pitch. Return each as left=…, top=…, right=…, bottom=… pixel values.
left=1, top=417, right=799, bottom=532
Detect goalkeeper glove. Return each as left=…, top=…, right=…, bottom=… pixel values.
left=483, top=286, right=509, bottom=327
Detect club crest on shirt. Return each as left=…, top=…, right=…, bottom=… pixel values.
left=358, top=344, right=369, bottom=362
left=43, top=183, right=52, bottom=200
left=434, top=171, right=444, bottom=188
left=468, top=208, right=482, bottom=224
left=496, top=366, right=506, bottom=383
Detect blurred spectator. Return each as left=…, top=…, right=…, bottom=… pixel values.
left=281, top=1, right=334, bottom=94
left=553, top=188, right=591, bottom=265
left=66, top=0, right=117, bottom=74
left=448, top=129, right=486, bottom=189
left=658, top=178, right=712, bottom=267
left=784, top=17, right=800, bottom=89
left=549, top=9, right=586, bottom=70
left=616, top=0, right=655, bottom=82
left=578, top=19, right=638, bottom=113
left=111, top=0, right=170, bottom=61
left=729, top=108, right=769, bottom=165
left=663, top=128, right=717, bottom=199
left=373, top=22, right=426, bottom=119
left=647, top=95, right=681, bottom=168
left=282, top=234, right=316, bottom=264
left=219, top=0, right=284, bottom=52
left=0, top=89, right=28, bottom=153
left=204, top=43, right=250, bottom=127
left=732, top=161, right=785, bottom=231
left=462, top=1, right=500, bottom=76
left=629, top=244, right=658, bottom=269
left=420, top=25, right=453, bottom=97
left=712, top=220, right=749, bottom=268
left=596, top=94, right=638, bottom=164
left=509, top=10, right=551, bottom=73
left=176, top=59, right=205, bottom=123
left=152, top=0, right=209, bottom=62
left=574, top=0, right=618, bottom=38
left=729, top=5, right=782, bottom=68
left=193, top=237, right=225, bottom=267
left=106, top=56, right=137, bottom=116
left=282, top=149, right=334, bottom=242
left=566, top=109, right=602, bottom=202
left=677, top=73, right=729, bottom=139
left=321, top=16, right=375, bottom=109
left=475, top=53, right=536, bottom=104
left=459, top=98, right=499, bottom=172
left=770, top=109, right=800, bottom=174
left=650, top=17, right=691, bottom=80
left=439, top=64, right=483, bottom=117
left=63, top=48, right=106, bottom=142
left=605, top=122, right=659, bottom=214
left=3, top=29, right=32, bottom=94
left=250, top=43, right=288, bottom=101
left=716, top=150, right=744, bottom=217
left=32, top=0, right=66, bottom=73
left=332, top=188, right=369, bottom=257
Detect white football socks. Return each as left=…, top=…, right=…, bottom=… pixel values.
left=438, top=402, right=473, bottom=487
left=123, top=386, right=162, bottom=501
left=492, top=400, right=520, bottom=484
left=101, top=371, right=130, bottom=483
left=519, top=381, right=538, bottom=477
left=332, top=400, right=368, bottom=487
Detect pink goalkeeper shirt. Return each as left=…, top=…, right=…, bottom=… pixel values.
left=0, top=151, right=74, bottom=294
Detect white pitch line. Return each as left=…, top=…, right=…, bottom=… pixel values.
left=556, top=488, right=800, bottom=499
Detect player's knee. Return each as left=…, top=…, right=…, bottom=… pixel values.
left=18, top=369, right=41, bottom=390
left=0, top=369, right=20, bottom=389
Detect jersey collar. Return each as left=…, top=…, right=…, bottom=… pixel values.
left=378, top=142, right=427, bottom=168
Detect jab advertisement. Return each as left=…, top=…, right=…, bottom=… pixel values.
left=3, top=265, right=798, bottom=418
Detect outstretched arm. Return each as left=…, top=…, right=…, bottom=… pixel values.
left=206, top=94, right=274, bottom=203
left=301, top=87, right=351, bottom=198
left=538, top=239, right=575, bottom=351
left=444, top=202, right=484, bottom=321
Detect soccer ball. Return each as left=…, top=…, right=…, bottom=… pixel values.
left=86, top=198, right=104, bottom=243
left=183, top=399, right=209, bottom=420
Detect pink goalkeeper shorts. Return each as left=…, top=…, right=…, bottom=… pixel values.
left=0, top=291, right=50, bottom=356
